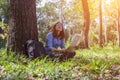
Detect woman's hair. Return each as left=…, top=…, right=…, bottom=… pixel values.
left=50, top=22, right=65, bottom=40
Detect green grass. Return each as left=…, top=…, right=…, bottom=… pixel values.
left=0, top=45, right=120, bottom=80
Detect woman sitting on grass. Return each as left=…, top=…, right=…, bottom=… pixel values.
left=45, top=22, right=76, bottom=60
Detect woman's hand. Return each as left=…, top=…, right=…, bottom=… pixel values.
left=58, top=48, right=66, bottom=52
left=51, top=48, right=66, bottom=52
left=51, top=48, right=57, bottom=52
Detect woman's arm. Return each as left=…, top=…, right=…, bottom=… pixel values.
left=51, top=48, right=66, bottom=52
left=46, top=32, right=54, bottom=51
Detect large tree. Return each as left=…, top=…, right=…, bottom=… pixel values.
left=7, top=0, right=38, bottom=54
left=82, top=0, right=90, bottom=48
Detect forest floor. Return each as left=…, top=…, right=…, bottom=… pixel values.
left=0, top=45, right=120, bottom=80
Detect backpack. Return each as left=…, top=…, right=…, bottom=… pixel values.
left=25, top=40, right=46, bottom=59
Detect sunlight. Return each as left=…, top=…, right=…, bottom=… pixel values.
left=106, top=0, right=110, bottom=3
left=106, top=0, right=113, bottom=5
left=1, top=0, right=120, bottom=79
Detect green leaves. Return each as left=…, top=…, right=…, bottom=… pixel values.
left=0, top=46, right=120, bottom=79
left=89, top=59, right=109, bottom=74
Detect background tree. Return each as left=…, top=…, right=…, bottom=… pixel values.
left=117, top=0, right=120, bottom=46
left=82, top=0, right=90, bottom=48
left=7, top=0, right=38, bottom=54
left=1, top=0, right=118, bottom=50
left=99, top=0, right=103, bottom=47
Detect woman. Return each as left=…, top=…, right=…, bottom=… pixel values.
left=45, top=22, right=76, bottom=60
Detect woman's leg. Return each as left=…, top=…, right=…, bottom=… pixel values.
left=59, top=51, right=76, bottom=60
left=46, top=51, right=76, bottom=61
left=47, top=51, right=62, bottom=59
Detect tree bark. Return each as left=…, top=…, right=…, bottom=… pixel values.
left=82, top=0, right=90, bottom=48
left=7, top=0, right=38, bottom=54
left=98, top=0, right=103, bottom=47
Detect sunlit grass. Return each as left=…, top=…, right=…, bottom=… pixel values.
left=0, top=45, right=120, bottom=79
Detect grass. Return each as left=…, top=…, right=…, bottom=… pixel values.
left=0, top=45, right=120, bottom=80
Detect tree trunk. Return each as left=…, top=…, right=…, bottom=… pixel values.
left=7, top=0, right=38, bottom=54
left=99, top=0, right=103, bottom=47
left=82, top=0, right=90, bottom=48
left=104, top=25, right=107, bottom=44
left=117, top=0, right=120, bottom=47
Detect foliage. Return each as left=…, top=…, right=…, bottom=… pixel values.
left=0, top=0, right=118, bottom=46
left=0, top=22, right=8, bottom=39
left=36, top=1, right=59, bottom=42
left=0, top=21, right=8, bottom=48
left=0, top=45, right=120, bottom=79
left=0, top=0, right=8, bottom=48
left=0, top=0, right=8, bottom=23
